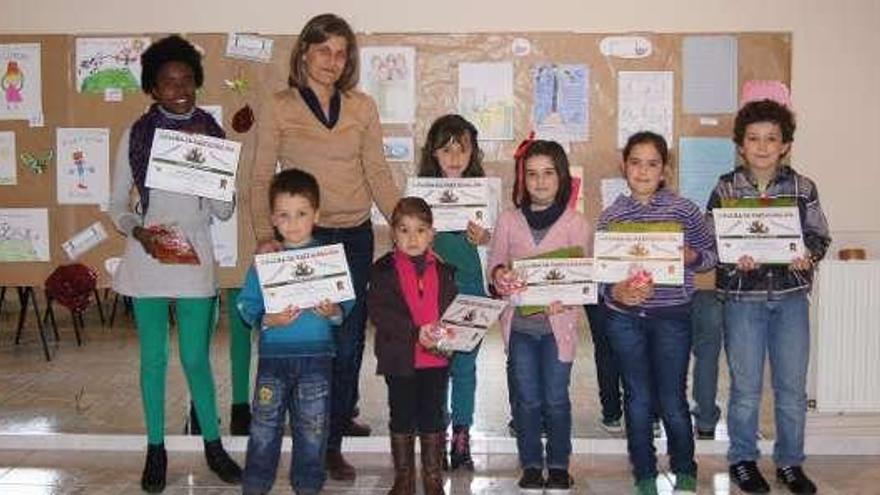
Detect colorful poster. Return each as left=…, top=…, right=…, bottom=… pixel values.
left=0, top=43, right=43, bottom=124
left=382, top=136, right=414, bottom=163
left=360, top=46, right=416, bottom=124
left=533, top=64, right=589, bottom=142
left=617, top=71, right=674, bottom=149
left=56, top=128, right=110, bottom=205
left=75, top=37, right=150, bottom=94
left=0, top=131, right=15, bottom=185
left=0, top=208, right=50, bottom=262
left=210, top=208, right=237, bottom=268
left=459, top=62, right=515, bottom=140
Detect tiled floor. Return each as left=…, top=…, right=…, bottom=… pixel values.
left=2, top=293, right=880, bottom=494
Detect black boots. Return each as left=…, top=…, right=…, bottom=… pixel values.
left=230, top=403, right=251, bottom=436
left=388, top=433, right=416, bottom=495
left=449, top=425, right=474, bottom=470
left=204, top=439, right=243, bottom=484
left=141, top=443, right=167, bottom=493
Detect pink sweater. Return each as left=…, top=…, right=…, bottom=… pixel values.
left=487, top=208, right=592, bottom=363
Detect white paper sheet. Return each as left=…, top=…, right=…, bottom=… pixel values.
left=62, top=221, right=108, bottom=261
left=459, top=62, right=515, bottom=140
left=0, top=131, right=15, bottom=185
left=682, top=36, right=738, bottom=114
left=210, top=208, right=238, bottom=267
left=0, top=43, right=43, bottom=124
left=360, top=46, right=416, bottom=124
left=617, top=71, right=674, bottom=149
left=225, top=33, right=273, bottom=63
left=75, top=37, right=150, bottom=94
left=56, top=128, right=110, bottom=205
left=0, top=207, right=50, bottom=262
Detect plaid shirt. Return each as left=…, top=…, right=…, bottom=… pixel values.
left=706, top=165, right=831, bottom=301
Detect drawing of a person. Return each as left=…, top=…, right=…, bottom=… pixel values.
left=1, top=61, right=24, bottom=104
left=72, top=150, right=88, bottom=189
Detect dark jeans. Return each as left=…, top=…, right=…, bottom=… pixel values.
left=586, top=301, right=623, bottom=422
left=509, top=331, right=573, bottom=470
left=606, top=307, right=696, bottom=482
left=313, top=221, right=373, bottom=451
left=386, top=367, right=449, bottom=434
left=243, top=356, right=332, bottom=494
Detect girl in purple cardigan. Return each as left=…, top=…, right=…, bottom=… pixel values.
left=488, top=139, right=591, bottom=492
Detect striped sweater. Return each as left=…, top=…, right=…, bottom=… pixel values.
left=597, top=189, right=717, bottom=316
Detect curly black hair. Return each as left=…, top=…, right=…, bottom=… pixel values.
left=733, top=99, right=796, bottom=146
left=140, top=35, right=204, bottom=93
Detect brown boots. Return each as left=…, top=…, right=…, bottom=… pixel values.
left=388, top=434, right=415, bottom=495
left=420, top=432, right=445, bottom=495
left=387, top=432, right=445, bottom=495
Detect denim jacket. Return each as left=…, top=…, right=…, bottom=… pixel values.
left=706, top=165, right=831, bottom=301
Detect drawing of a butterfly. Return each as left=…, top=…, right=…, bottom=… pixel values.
left=20, top=150, right=53, bottom=174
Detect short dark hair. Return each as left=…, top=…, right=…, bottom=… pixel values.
left=391, top=197, right=433, bottom=228
left=140, top=35, right=204, bottom=93
left=623, top=131, right=669, bottom=164
left=418, top=114, right=485, bottom=178
left=512, top=140, right=572, bottom=208
left=288, top=13, right=359, bottom=92
left=269, top=168, right=320, bottom=211
left=733, top=99, right=796, bottom=146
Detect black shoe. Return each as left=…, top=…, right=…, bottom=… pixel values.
left=507, top=419, right=517, bottom=437
left=696, top=427, right=716, bottom=440
left=230, top=403, right=251, bottom=436
left=545, top=468, right=573, bottom=492
left=776, top=465, right=817, bottom=494
left=449, top=425, right=474, bottom=470
left=141, top=443, right=167, bottom=493
left=729, top=461, right=770, bottom=493
left=204, top=439, right=242, bottom=484
left=187, top=402, right=201, bottom=435
left=518, top=468, right=544, bottom=492
left=343, top=419, right=372, bottom=437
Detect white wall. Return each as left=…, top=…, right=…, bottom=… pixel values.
left=4, top=0, right=879, bottom=243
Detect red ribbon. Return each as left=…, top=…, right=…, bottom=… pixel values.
left=513, top=131, right=537, bottom=205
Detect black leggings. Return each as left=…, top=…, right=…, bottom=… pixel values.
left=385, top=367, right=449, bottom=434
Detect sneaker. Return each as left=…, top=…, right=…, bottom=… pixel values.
left=695, top=427, right=715, bottom=440
left=729, top=461, right=770, bottom=493
left=673, top=473, right=697, bottom=494
left=776, top=465, right=817, bottom=494
left=545, top=468, right=574, bottom=493
left=635, top=477, right=658, bottom=495
left=518, top=468, right=544, bottom=493
left=600, top=417, right=624, bottom=434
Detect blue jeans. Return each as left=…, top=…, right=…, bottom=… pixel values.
left=313, top=222, right=373, bottom=451
left=606, top=308, right=696, bottom=482
left=724, top=293, right=810, bottom=467
left=690, top=290, right=724, bottom=431
left=586, top=301, right=623, bottom=422
left=243, top=356, right=332, bottom=494
left=508, top=331, right=573, bottom=470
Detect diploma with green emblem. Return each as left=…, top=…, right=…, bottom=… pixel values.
left=511, top=257, right=597, bottom=306
left=405, top=177, right=498, bottom=232
left=254, top=243, right=355, bottom=313
left=146, top=128, right=241, bottom=202
left=438, top=295, right=507, bottom=352
left=594, top=231, right=684, bottom=285
left=714, top=206, right=805, bottom=264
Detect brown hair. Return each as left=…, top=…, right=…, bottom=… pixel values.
left=288, top=13, right=359, bottom=92
left=733, top=99, right=796, bottom=147
left=390, top=197, right=433, bottom=229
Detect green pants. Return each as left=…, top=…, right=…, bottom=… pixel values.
left=134, top=297, right=220, bottom=444
left=225, top=288, right=252, bottom=405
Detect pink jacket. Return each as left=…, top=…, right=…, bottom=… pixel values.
left=487, top=208, right=592, bottom=363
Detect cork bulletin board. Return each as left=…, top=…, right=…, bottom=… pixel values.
left=0, top=32, right=790, bottom=288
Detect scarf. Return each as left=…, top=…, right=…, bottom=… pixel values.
left=393, top=248, right=447, bottom=368
left=128, top=103, right=225, bottom=214
left=520, top=200, right=565, bottom=231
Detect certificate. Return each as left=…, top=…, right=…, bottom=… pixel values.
left=146, top=129, right=241, bottom=202
left=594, top=232, right=684, bottom=285
left=714, top=207, right=805, bottom=264
left=512, top=257, right=597, bottom=305
left=438, top=295, right=507, bottom=352
left=255, top=243, right=355, bottom=313
left=405, top=177, right=497, bottom=232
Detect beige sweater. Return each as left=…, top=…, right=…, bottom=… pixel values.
left=250, top=88, right=400, bottom=240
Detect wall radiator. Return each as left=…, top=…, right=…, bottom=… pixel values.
left=812, top=260, right=880, bottom=413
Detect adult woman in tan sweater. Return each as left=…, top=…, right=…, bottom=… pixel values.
left=250, top=13, right=400, bottom=482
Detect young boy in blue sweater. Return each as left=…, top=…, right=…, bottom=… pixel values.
left=238, top=168, right=354, bottom=495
